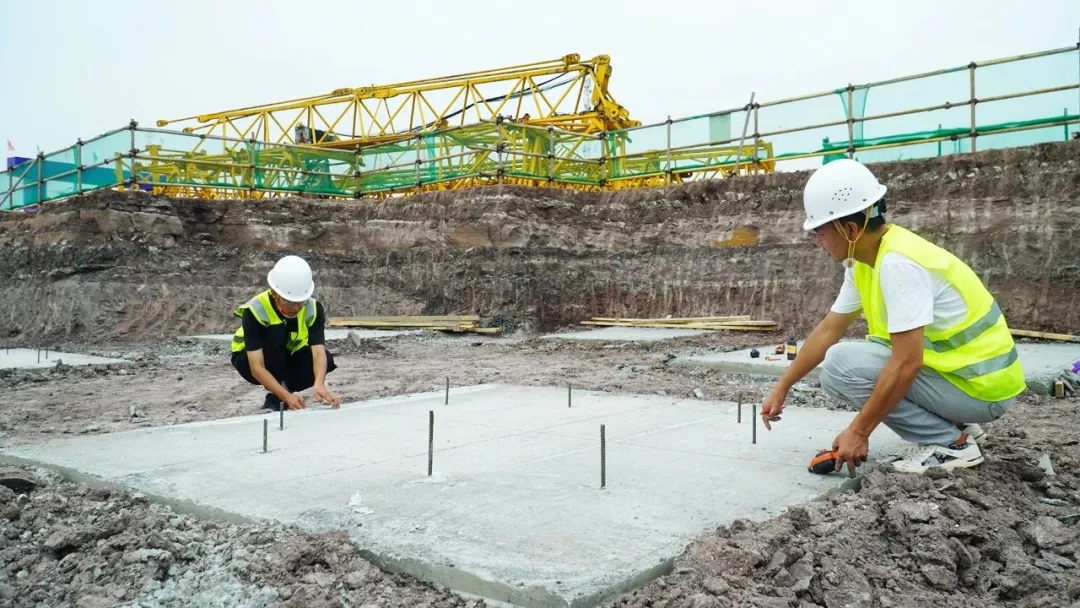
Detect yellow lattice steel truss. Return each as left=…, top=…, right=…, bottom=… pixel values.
left=120, top=119, right=772, bottom=201
left=156, top=54, right=640, bottom=151
left=11, top=43, right=1080, bottom=212
left=129, top=53, right=774, bottom=200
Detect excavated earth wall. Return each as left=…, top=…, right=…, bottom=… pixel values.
left=1, top=141, right=1078, bottom=345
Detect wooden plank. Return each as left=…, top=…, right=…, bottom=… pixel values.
left=581, top=320, right=777, bottom=329
left=588, top=316, right=751, bottom=324
left=581, top=321, right=776, bottom=332
left=1010, top=329, right=1080, bottom=343
left=438, top=326, right=502, bottom=335
left=330, top=319, right=498, bottom=334
left=330, top=321, right=478, bottom=329
left=333, top=323, right=475, bottom=329
left=330, top=315, right=479, bottom=327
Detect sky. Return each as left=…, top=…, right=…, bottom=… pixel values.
left=2, top=0, right=1079, bottom=156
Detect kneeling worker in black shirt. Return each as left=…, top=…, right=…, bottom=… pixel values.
left=230, top=255, right=342, bottom=410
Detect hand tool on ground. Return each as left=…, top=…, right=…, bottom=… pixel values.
left=807, top=449, right=837, bottom=474
left=807, top=449, right=856, bottom=477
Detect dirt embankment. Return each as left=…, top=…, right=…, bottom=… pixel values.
left=1, top=141, right=1078, bottom=345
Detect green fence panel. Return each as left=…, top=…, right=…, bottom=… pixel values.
left=41, top=146, right=80, bottom=202
left=6, top=44, right=1078, bottom=207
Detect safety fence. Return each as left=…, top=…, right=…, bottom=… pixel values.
left=3, top=43, right=1078, bottom=211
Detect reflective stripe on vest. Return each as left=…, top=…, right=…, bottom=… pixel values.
left=867, top=334, right=1020, bottom=380
left=245, top=296, right=273, bottom=325
left=854, top=225, right=1025, bottom=402
left=924, top=301, right=1002, bottom=353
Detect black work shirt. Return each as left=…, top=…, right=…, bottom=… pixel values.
left=240, top=299, right=326, bottom=353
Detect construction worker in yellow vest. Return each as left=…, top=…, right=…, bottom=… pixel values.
left=231, top=255, right=341, bottom=410
left=761, top=159, right=1025, bottom=475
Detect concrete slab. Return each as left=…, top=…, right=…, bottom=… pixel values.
left=186, top=329, right=419, bottom=343
left=0, top=348, right=127, bottom=370
left=672, top=341, right=813, bottom=379
left=1012, top=342, right=1080, bottom=392
left=674, top=341, right=1080, bottom=392
left=0, top=385, right=905, bottom=608
left=544, top=326, right=713, bottom=342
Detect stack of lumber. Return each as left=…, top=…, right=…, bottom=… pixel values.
left=1010, top=329, right=1080, bottom=343
left=580, top=315, right=778, bottom=332
left=329, top=315, right=500, bottom=335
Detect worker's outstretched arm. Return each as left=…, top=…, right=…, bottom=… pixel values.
left=761, top=310, right=859, bottom=429
left=246, top=349, right=304, bottom=409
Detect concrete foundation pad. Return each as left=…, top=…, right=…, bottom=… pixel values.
left=0, top=385, right=905, bottom=608
left=672, top=341, right=814, bottom=379
left=1010, top=343, right=1080, bottom=392
left=186, top=329, right=419, bottom=343
left=545, top=327, right=713, bottom=342
left=0, top=348, right=127, bottom=370
left=674, top=341, right=1080, bottom=392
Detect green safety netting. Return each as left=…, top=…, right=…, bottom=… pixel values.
left=815, top=113, right=1080, bottom=163
left=3, top=47, right=1077, bottom=212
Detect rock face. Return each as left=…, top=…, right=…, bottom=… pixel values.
left=1, top=141, right=1078, bottom=343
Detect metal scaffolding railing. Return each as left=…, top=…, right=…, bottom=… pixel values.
left=3, top=42, right=1078, bottom=211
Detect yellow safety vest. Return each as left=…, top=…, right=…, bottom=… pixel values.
left=853, top=225, right=1025, bottom=402
left=231, top=290, right=318, bottom=355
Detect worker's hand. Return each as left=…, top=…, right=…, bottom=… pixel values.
left=284, top=392, right=306, bottom=411
left=761, top=387, right=787, bottom=430
left=314, top=384, right=341, bottom=409
left=831, top=426, right=869, bottom=477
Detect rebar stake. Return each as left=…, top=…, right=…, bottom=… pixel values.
left=600, top=424, right=607, bottom=489
left=428, top=410, right=435, bottom=476
left=279, top=402, right=284, bottom=430
left=568, top=383, right=572, bottom=408
left=445, top=377, right=449, bottom=405
left=263, top=419, right=268, bottom=453
left=752, top=404, right=757, bottom=444
left=37, top=349, right=40, bottom=363
left=737, top=394, right=742, bottom=423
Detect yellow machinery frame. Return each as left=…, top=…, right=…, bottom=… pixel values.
left=157, top=54, right=640, bottom=151
left=130, top=53, right=777, bottom=200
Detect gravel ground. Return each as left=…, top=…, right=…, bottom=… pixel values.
left=1, top=332, right=1078, bottom=607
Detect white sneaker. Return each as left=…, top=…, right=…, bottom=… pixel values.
left=894, top=425, right=986, bottom=458
left=892, top=437, right=984, bottom=474
left=962, top=423, right=986, bottom=446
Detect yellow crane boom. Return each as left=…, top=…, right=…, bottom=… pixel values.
left=157, top=54, right=640, bottom=150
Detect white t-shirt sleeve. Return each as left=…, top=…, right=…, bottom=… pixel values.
left=830, top=268, right=863, bottom=314
left=878, top=252, right=935, bottom=334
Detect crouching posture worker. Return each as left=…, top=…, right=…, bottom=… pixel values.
left=231, top=255, right=342, bottom=410
left=762, top=159, right=1025, bottom=475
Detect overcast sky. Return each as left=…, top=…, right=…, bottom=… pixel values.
left=2, top=0, right=1078, bottom=155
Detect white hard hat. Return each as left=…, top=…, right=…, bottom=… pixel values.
left=267, top=255, right=314, bottom=302
left=802, top=159, right=888, bottom=231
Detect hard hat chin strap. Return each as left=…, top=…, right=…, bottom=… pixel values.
left=833, top=206, right=874, bottom=269
left=270, top=290, right=300, bottom=319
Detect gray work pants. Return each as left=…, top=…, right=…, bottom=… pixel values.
left=818, top=341, right=1016, bottom=445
